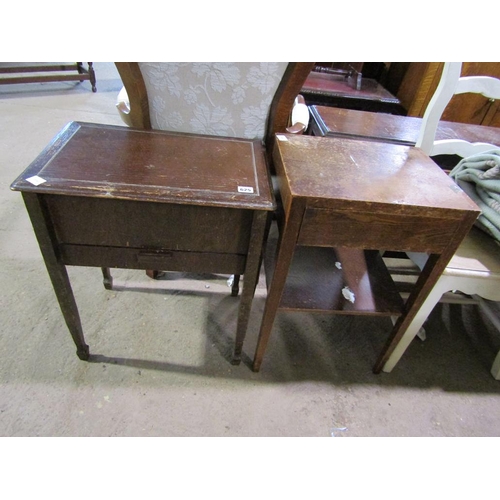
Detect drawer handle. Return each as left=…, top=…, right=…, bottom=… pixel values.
left=137, top=250, right=173, bottom=263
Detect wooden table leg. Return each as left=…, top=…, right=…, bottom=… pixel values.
left=373, top=211, right=478, bottom=373
left=22, top=194, right=90, bottom=360
left=101, top=267, right=113, bottom=290
left=87, top=62, right=97, bottom=92
left=230, top=274, right=240, bottom=297
left=232, top=211, right=269, bottom=364
left=252, top=200, right=306, bottom=371
left=373, top=254, right=444, bottom=373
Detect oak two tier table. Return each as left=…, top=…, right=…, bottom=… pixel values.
left=252, top=134, right=480, bottom=373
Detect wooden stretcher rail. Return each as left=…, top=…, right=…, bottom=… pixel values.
left=0, top=63, right=96, bottom=92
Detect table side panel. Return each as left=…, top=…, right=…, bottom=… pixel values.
left=44, top=195, right=253, bottom=255
left=298, top=207, right=465, bottom=253
left=272, top=142, right=296, bottom=224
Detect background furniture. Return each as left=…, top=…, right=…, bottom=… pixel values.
left=395, top=62, right=500, bottom=125
left=381, top=62, right=500, bottom=379
left=0, top=63, right=96, bottom=92
left=303, top=62, right=500, bottom=125
left=10, top=121, right=275, bottom=364
left=301, top=67, right=405, bottom=115
left=252, top=134, right=479, bottom=373
left=309, top=105, right=500, bottom=148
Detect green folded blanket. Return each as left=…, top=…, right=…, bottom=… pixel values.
left=449, top=149, right=500, bottom=243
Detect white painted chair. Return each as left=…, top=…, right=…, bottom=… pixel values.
left=382, top=62, right=500, bottom=379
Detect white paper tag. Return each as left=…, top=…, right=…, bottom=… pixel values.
left=276, top=134, right=288, bottom=141
left=26, top=175, right=47, bottom=186
left=238, top=186, right=254, bottom=194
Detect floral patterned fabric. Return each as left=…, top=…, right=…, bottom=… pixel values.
left=138, top=62, right=289, bottom=140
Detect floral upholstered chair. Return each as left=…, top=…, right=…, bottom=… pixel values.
left=116, top=62, right=312, bottom=139
left=134, top=63, right=287, bottom=138
left=114, top=62, right=314, bottom=285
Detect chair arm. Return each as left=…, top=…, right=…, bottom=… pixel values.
left=286, top=95, right=309, bottom=134
left=116, top=86, right=133, bottom=127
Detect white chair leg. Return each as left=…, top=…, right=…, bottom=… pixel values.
left=416, top=327, right=427, bottom=341
left=391, top=315, right=427, bottom=341
left=476, top=297, right=500, bottom=331
left=474, top=297, right=500, bottom=380
left=382, top=283, right=447, bottom=372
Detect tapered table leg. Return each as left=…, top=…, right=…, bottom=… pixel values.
left=231, top=211, right=269, bottom=364
left=230, top=274, right=240, bottom=297
left=101, top=267, right=113, bottom=290
left=22, top=193, right=89, bottom=360
left=252, top=200, right=306, bottom=372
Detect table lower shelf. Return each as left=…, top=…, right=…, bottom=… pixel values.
left=264, top=235, right=405, bottom=316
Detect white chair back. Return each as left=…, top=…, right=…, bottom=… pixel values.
left=416, top=62, right=500, bottom=157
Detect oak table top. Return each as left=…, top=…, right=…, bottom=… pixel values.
left=11, top=121, right=275, bottom=210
